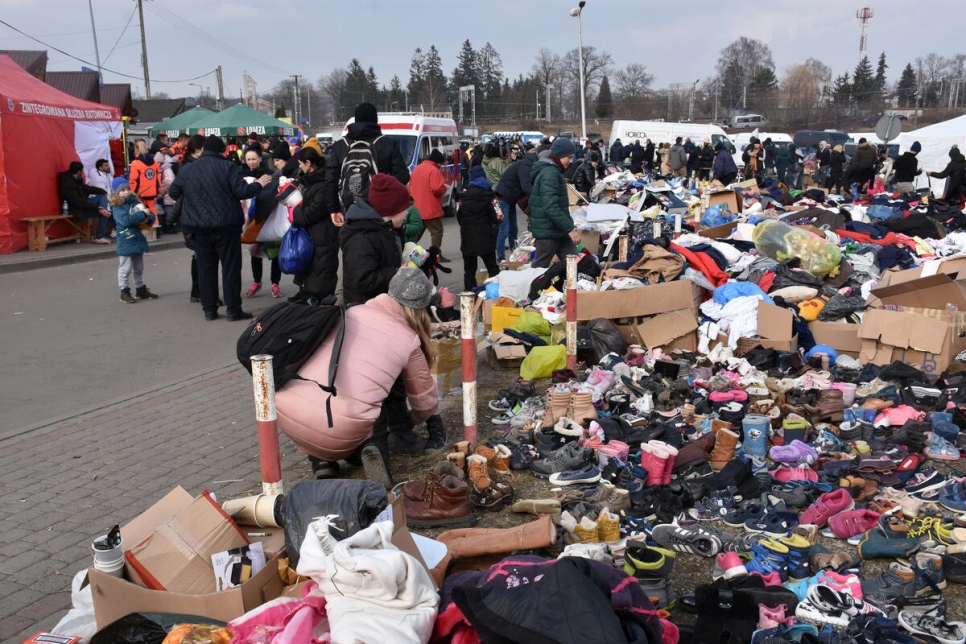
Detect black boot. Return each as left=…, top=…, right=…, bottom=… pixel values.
left=119, top=287, right=136, bottom=304
left=308, top=455, right=340, bottom=479
left=423, top=414, right=446, bottom=453
left=136, top=285, right=159, bottom=300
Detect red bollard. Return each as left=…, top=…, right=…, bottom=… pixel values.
left=460, top=292, right=478, bottom=447
left=566, top=254, right=578, bottom=371
left=250, top=355, right=284, bottom=495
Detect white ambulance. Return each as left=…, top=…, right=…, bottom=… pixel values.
left=342, top=112, right=460, bottom=214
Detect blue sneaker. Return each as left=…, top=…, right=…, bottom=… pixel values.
left=940, top=481, right=966, bottom=513
left=744, top=538, right=789, bottom=580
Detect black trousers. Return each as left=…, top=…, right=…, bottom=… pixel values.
left=463, top=252, right=500, bottom=291
left=252, top=255, right=281, bottom=285
left=193, top=231, right=242, bottom=316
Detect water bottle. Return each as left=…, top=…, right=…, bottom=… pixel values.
left=61, top=200, right=68, bottom=216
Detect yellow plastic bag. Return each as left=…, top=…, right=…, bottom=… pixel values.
left=520, top=345, right=567, bottom=380
left=752, top=219, right=841, bottom=277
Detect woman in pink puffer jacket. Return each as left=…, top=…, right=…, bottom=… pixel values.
left=276, top=269, right=439, bottom=486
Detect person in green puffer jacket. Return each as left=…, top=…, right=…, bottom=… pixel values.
left=529, top=137, right=581, bottom=268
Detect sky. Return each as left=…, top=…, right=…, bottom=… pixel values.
left=0, top=0, right=960, bottom=107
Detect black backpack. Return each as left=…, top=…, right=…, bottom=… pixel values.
left=339, top=136, right=382, bottom=211
left=237, top=301, right=345, bottom=425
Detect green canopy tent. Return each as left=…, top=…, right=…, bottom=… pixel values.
left=148, top=106, right=214, bottom=138
left=185, top=103, right=297, bottom=138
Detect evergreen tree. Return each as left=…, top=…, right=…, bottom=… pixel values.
left=423, top=45, right=448, bottom=110
left=875, top=52, right=888, bottom=93
left=388, top=75, right=405, bottom=111
left=366, top=66, right=379, bottom=103
left=451, top=39, right=479, bottom=89
left=595, top=75, right=613, bottom=119
left=345, top=58, right=369, bottom=109
left=408, top=47, right=426, bottom=103
left=747, top=67, right=778, bottom=110
left=478, top=42, right=504, bottom=119
left=274, top=105, right=286, bottom=119
left=896, top=63, right=917, bottom=107
left=831, top=72, right=852, bottom=106
left=852, top=56, right=875, bottom=103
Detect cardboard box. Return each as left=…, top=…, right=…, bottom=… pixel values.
left=485, top=332, right=528, bottom=370
left=874, top=258, right=966, bottom=290
left=576, top=280, right=701, bottom=350
left=808, top=321, right=862, bottom=358
left=578, top=229, right=601, bottom=254
left=720, top=302, right=798, bottom=353
left=871, top=273, right=966, bottom=311
left=698, top=222, right=738, bottom=239
left=124, top=488, right=249, bottom=594
left=702, top=189, right=742, bottom=216
left=482, top=300, right=524, bottom=333
left=858, top=307, right=966, bottom=377
left=89, top=486, right=285, bottom=629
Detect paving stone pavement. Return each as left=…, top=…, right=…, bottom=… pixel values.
left=0, top=363, right=307, bottom=643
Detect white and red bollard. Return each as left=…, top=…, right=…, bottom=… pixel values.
left=460, top=292, right=477, bottom=447
left=618, top=235, right=629, bottom=263
left=250, top=355, right=284, bottom=495
left=566, top=254, right=578, bottom=371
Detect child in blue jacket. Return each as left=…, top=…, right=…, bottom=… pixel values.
left=110, top=180, right=159, bottom=303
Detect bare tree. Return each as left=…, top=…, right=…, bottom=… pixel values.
left=319, top=68, right=348, bottom=123
left=715, top=37, right=775, bottom=109
left=531, top=47, right=562, bottom=87
left=781, top=63, right=827, bottom=125
left=614, top=63, right=654, bottom=101
left=916, top=53, right=952, bottom=106
left=562, top=46, right=613, bottom=118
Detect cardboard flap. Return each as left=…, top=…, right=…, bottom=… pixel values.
left=870, top=273, right=966, bottom=310
left=756, top=302, right=793, bottom=340
left=575, top=280, right=694, bottom=321
left=122, top=486, right=194, bottom=549
left=635, top=310, right=698, bottom=348
left=858, top=309, right=950, bottom=354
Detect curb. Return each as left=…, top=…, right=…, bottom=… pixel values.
left=0, top=237, right=186, bottom=274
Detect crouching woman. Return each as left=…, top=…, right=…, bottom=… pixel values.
left=276, top=268, right=439, bottom=487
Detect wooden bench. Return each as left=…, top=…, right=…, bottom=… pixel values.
left=21, top=215, right=93, bottom=251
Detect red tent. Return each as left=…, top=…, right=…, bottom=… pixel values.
left=0, top=54, right=122, bottom=253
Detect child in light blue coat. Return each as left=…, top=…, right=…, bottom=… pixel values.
left=109, top=179, right=158, bottom=303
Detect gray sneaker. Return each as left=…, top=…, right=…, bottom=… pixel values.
left=530, top=442, right=592, bottom=478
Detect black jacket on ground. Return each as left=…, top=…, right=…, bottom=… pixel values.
left=323, top=121, right=410, bottom=214
left=457, top=184, right=499, bottom=256
left=892, top=152, right=920, bottom=183
left=495, top=153, right=536, bottom=204
left=338, top=199, right=402, bottom=305
left=169, top=150, right=260, bottom=233
left=57, top=171, right=106, bottom=218
left=292, top=169, right=338, bottom=297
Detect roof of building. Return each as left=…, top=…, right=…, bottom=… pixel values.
left=100, top=83, right=135, bottom=117
left=45, top=71, right=101, bottom=103
left=132, top=98, right=187, bottom=124
left=0, top=50, right=48, bottom=79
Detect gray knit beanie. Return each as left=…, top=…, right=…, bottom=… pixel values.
left=388, top=267, right=435, bottom=309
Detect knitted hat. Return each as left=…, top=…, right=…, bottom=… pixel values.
left=911, top=141, right=921, bottom=153
left=112, top=177, right=130, bottom=193
left=247, top=132, right=258, bottom=141
left=429, top=148, right=445, bottom=164
left=367, top=174, right=411, bottom=217
left=469, top=166, right=486, bottom=181
left=203, top=135, right=226, bottom=154
left=354, top=102, right=378, bottom=123
left=269, top=140, right=291, bottom=161
left=388, top=267, right=435, bottom=309
left=550, top=137, right=576, bottom=158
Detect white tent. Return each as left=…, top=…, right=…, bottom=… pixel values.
left=899, top=114, right=966, bottom=195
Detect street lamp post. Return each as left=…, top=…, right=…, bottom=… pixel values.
left=189, top=83, right=204, bottom=106
left=570, top=1, right=587, bottom=141
left=546, top=84, right=554, bottom=122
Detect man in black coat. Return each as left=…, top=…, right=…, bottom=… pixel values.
left=609, top=138, right=625, bottom=169
left=643, top=139, right=656, bottom=171
left=324, top=102, right=410, bottom=227
left=169, top=136, right=269, bottom=321
left=929, top=146, right=966, bottom=202
left=493, top=145, right=537, bottom=261
left=626, top=139, right=645, bottom=174
left=57, top=161, right=111, bottom=242
left=459, top=166, right=501, bottom=290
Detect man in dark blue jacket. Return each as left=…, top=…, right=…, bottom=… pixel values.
left=609, top=138, right=624, bottom=169
left=170, top=135, right=269, bottom=321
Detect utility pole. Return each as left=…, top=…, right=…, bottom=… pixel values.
left=87, top=0, right=102, bottom=76
left=137, top=0, right=151, bottom=99
left=536, top=90, right=540, bottom=121
left=291, top=74, right=301, bottom=127
left=547, top=84, right=554, bottom=122
left=215, top=65, right=225, bottom=111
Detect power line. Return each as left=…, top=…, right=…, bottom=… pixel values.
left=143, top=2, right=289, bottom=77
left=0, top=18, right=216, bottom=83
left=102, top=5, right=138, bottom=64
left=0, top=25, right=132, bottom=41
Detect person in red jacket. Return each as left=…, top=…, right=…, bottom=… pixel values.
left=411, top=148, right=449, bottom=258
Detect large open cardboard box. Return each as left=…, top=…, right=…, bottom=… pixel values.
left=809, top=321, right=862, bottom=359
left=858, top=274, right=966, bottom=377
left=715, top=302, right=797, bottom=353
left=702, top=189, right=742, bottom=216
left=575, top=280, right=702, bottom=350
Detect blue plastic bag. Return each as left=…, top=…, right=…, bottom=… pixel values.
left=701, top=204, right=737, bottom=228
left=278, top=225, right=313, bottom=274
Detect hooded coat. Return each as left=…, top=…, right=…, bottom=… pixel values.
left=276, top=294, right=438, bottom=461
left=529, top=157, right=574, bottom=239
left=457, top=180, right=500, bottom=256
left=338, top=199, right=402, bottom=305
left=323, top=121, right=411, bottom=214
left=409, top=159, right=446, bottom=220
left=169, top=150, right=261, bottom=233
left=112, top=194, right=152, bottom=255
left=932, top=151, right=966, bottom=200
left=128, top=153, right=161, bottom=208
left=292, top=167, right=339, bottom=297
left=57, top=171, right=106, bottom=218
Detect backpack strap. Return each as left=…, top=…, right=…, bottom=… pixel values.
left=322, top=302, right=346, bottom=427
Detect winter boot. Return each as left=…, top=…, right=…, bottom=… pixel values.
left=709, top=427, right=740, bottom=472
left=570, top=390, right=598, bottom=428
left=423, top=414, right=446, bottom=453
left=541, top=387, right=572, bottom=429
left=641, top=441, right=671, bottom=487
left=135, top=285, right=159, bottom=300
left=818, top=388, right=845, bottom=422
left=436, top=515, right=556, bottom=560
left=661, top=442, right=679, bottom=484
left=402, top=473, right=475, bottom=528
left=119, top=287, right=136, bottom=304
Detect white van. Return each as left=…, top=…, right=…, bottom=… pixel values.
left=731, top=114, right=769, bottom=129
left=342, top=112, right=460, bottom=212
left=489, top=130, right=546, bottom=145
left=314, top=131, right=341, bottom=144
left=610, top=120, right=735, bottom=153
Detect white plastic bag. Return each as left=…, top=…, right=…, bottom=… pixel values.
left=256, top=203, right=293, bottom=242
left=51, top=570, right=97, bottom=642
